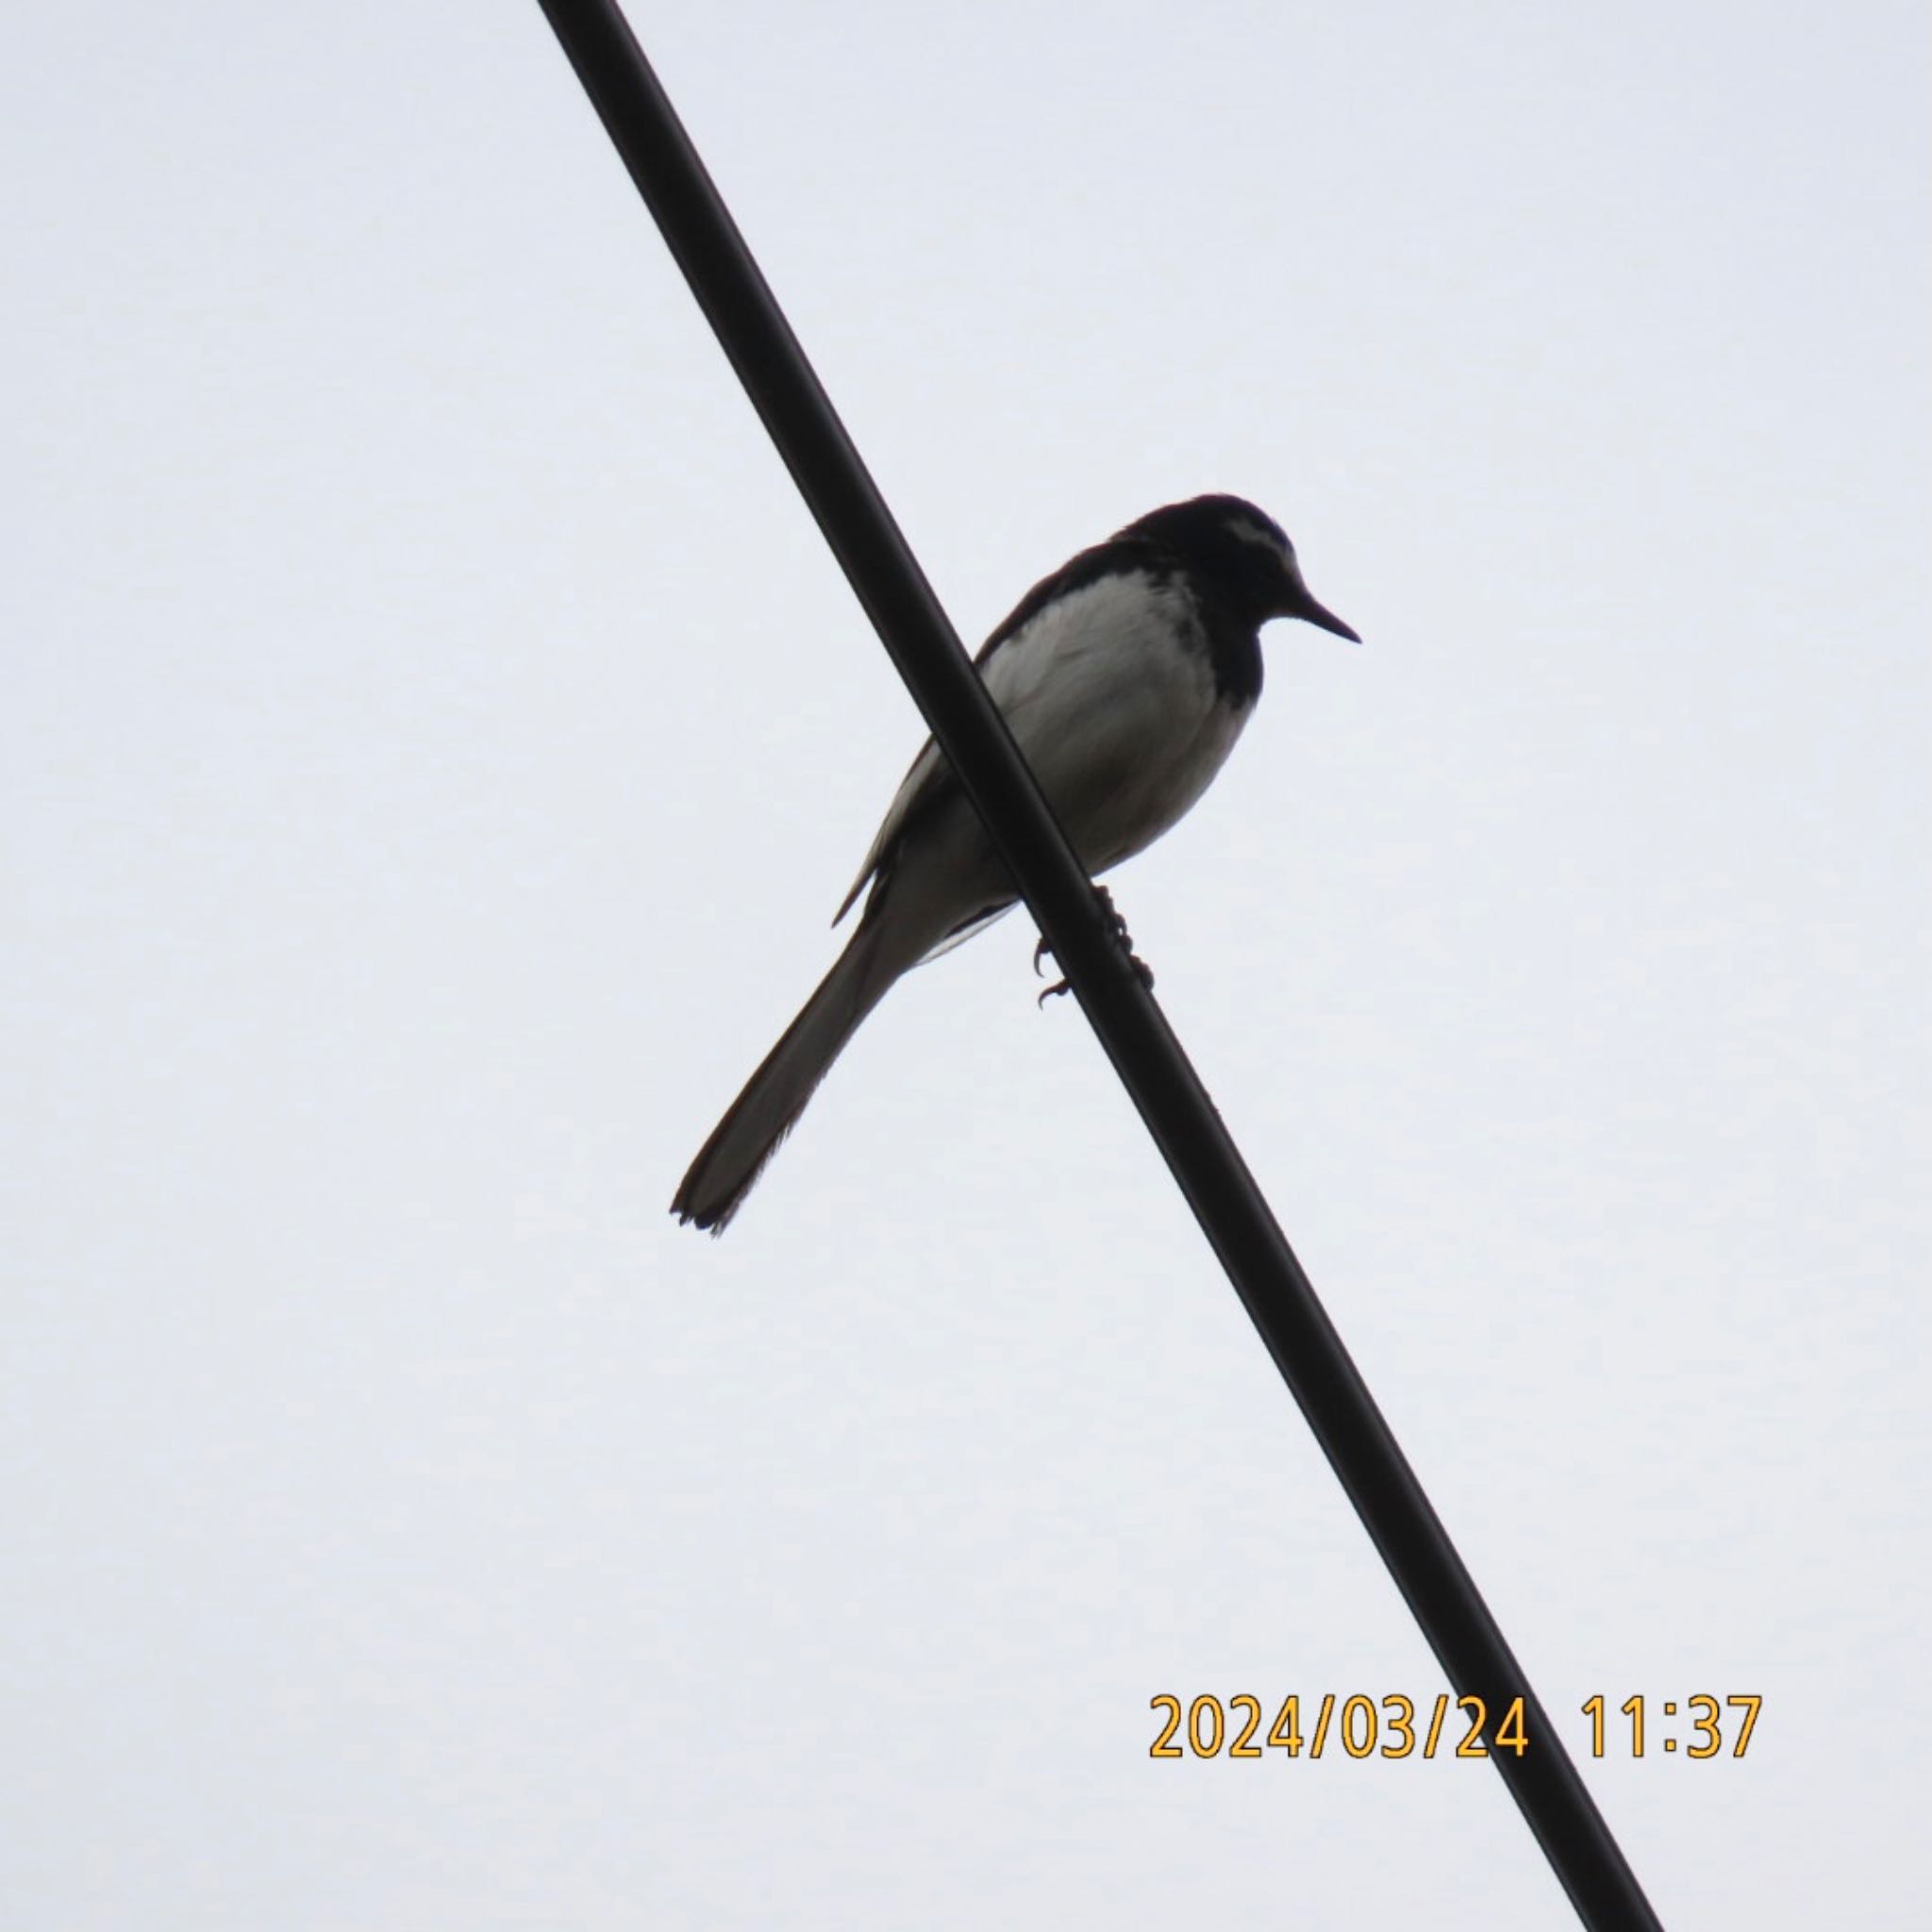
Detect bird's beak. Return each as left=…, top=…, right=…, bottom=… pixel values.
left=1283, top=582, right=1361, bottom=643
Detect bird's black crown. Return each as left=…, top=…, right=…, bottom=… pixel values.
left=1125, top=493, right=1358, bottom=649
left=1122, top=494, right=1300, bottom=629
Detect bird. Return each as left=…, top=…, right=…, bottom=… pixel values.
left=671, top=493, right=1358, bottom=1232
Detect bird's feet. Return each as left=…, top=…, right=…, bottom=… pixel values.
left=1034, top=887, right=1156, bottom=1006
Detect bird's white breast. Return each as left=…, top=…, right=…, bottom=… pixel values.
left=988, top=571, right=1249, bottom=874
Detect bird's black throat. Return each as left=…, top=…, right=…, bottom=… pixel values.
left=1189, top=581, right=1266, bottom=709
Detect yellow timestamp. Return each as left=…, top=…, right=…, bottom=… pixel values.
left=1581, top=1694, right=1763, bottom=1757
left=1148, top=1692, right=1530, bottom=1760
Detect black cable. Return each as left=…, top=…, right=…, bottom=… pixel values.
left=531, top=4, right=1664, bottom=1924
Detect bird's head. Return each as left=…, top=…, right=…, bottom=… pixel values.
left=1126, top=493, right=1360, bottom=642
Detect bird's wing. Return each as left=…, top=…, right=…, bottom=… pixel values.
left=832, top=535, right=1167, bottom=924
left=831, top=735, right=944, bottom=925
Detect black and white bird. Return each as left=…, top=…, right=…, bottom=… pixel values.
left=672, top=493, right=1357, bottom=1232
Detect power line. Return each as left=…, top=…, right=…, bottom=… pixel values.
left=531, top=5, right=1663, bottom=1924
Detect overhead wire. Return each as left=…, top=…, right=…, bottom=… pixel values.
left=532, top=6, right=1664, bottom=1924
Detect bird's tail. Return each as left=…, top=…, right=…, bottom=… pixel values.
left=672, top=917, right=902, bottom=1233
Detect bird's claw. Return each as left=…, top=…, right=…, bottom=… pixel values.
left=1032, top=887, right=1155, bottom=1007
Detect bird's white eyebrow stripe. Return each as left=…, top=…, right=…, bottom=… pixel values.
left=1225, top=519, right=1291, bottom=558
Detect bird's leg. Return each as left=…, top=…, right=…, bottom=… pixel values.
left=1034, top=886, right=1156, bottom=1006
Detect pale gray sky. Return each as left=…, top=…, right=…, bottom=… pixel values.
left=5, top=2, right=1927, bottom=1926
